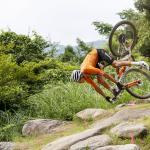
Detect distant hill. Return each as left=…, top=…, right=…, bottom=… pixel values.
left=86, top=40, right=107, bottom=49
left=46, top=40, right=107, bottom=55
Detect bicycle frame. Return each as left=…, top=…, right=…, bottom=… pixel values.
left=115, top=66, right=141, bottom=89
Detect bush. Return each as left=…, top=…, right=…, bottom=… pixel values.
left=0, top=110, right=28, bottom=141
left=27, top=82, right=132, bottom=121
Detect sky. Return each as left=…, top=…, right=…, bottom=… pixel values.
left=0, top=0, right=135, bottom=45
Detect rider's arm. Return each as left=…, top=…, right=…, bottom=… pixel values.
left=84, top=76, right=106, bottom=98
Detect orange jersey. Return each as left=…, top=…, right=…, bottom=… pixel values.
left=80, top=48, right=114, bottom=93
left=81, top=49, right=98, bottom=70
left=80, top=49, right=104, bottom=76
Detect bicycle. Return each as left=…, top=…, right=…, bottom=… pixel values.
left=109, top=20, right=137, bottom=59
left=107, top=20, right=150, bottom=100
left=112, top=65, right=150, bottom=100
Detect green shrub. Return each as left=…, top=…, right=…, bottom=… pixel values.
left=27, top=82, right=132, bottom=121
left=0, top=124, right=16, bottom=141
left=0, top=110, right=29, bottom=141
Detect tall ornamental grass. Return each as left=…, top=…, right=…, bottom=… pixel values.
left=27, top=82, right=132, bottom=120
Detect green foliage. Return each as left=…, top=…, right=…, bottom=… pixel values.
left=60, top=45, right=76, bottom=62
left=27, top=82, right=132, bottom=121
left=116, top=5, right=150, bottom=57
left=0, top=124, right=16, bottom=141
left=93, top=5, right=150, bottom=58
left=47, top=42, right=59, bottom=58
left=27, top=83, right=102, bottom=120
left=130, top=1, right=150, bottom=56
left=0, top=54, right=27, bottom=109
left=0, top=31, right=49, bottom=64
left=117, top=9, right=140, bottom=21
left=76, top=38, right=92, bottom=63
left=0, top=110, right=28, bottom=141
left=135, top=0, right=150, bottom=19
left=92, top=21, right=112, bottom=36
left=0, top=31, right=78, bottom=111
left=134, top=18, right=150, bottom=57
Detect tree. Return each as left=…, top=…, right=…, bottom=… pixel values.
left=60, top=45, right=76, bottom=62
left=76, top=38, right=92, bottom=63
left=0, top=31, right=49, bottom=64
left=133, top=0, right=150, bottom=56
left=135, top=0, right=150, bottom=19
left=92, top=22, right=112, bottom=37
left=0, top=54, right=26, bottom=110
left=93, top=4, right=150, bottom=57
left=117, top=9, right=140, bottom=21
left=47, top=42, right=59, bottom=58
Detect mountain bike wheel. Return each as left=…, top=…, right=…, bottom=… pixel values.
left=109, top=20, right=137, bottom=57
left=121, top=68, right=150, bottom=99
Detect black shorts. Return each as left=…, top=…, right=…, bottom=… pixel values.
left=97, top=49, right=114, bottom=67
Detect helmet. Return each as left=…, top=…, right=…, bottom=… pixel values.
left=70, top=70, right=83, bottom=82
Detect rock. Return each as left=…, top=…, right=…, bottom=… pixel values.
left=143, top=98, right=150, bottom=103
left=0, top=142, right=15, bottom=150
left=93, top=108, right=150, bottom=128
left=95, top=144, right=140, bottom=150
left=42, top=108, right=150, bottom=150
left=110, top=122, right=148, bottom=138
left=22, top=119, right=65, bottom=136
left=115, top=103, right=127, bottom=109
left=41, top=128, right=102, bottom=150
left=75, top=108, right=106, bottom=120
left=69, top=134, right=112, bottom=150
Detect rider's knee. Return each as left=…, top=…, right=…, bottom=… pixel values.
left=112, top=60, right=120, bottom=67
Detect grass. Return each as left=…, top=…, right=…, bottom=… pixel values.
left=14, top=120, right=91, bottom=150
left=27, top=82, right=134, bottom=121
left=109, top=116, right=150, bottom=150
left=0, top=81, right=149, bottom=148
left=14, top=112, right=150, bottom=150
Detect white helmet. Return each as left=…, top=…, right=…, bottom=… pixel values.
left=70, top=70, right=83, bottom=82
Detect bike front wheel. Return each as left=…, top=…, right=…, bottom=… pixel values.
left=121, top=68, right=150, bottom=99
left=109, top=20, right=137, bottom=58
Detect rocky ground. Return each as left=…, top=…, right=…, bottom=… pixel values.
left=1, top=101, right=150, bottom=150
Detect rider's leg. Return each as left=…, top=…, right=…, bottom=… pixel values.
left=81, top=66, right=117, bottom=84
left=112, top=60, right=149, bottom=70
left=83, top=76, right=110, bottom=99
left=97, top=76, right=114, bottom=94
left=82, top=66, right=122, bottom=101
left=112, top=60, right=131, bottom=68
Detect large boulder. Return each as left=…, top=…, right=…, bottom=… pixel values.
left=69, top=134, right=112, bottom=150
left=95, top=144, right=140, bottom=150
left=42, top=108, right=150, bottom=150
left=75, top=108, right=107, bottom=120
left=0, top=142, right=15, bottom=150
left=144, top=98, right=150, bottom=103
left=110, top=122, right=148, bottom=138
left=93, top=108, right=150, bottom=128
left=22, top=119, right=65, bottom=136
left=42, top=128, right=102, bottom=150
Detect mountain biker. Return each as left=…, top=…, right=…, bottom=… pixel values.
left=70, top=48, right=149, bottom=103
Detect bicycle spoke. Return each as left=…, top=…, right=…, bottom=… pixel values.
left=122, top=68, right=150, bottom=98
left=109, top=21, right=137, bottom=58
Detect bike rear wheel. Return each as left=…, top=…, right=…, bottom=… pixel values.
left=109, top=20, right=137, bottom=57
left=121, top=68, right=150, bottom=99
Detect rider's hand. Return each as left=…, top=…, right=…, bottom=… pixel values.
left=139, top=61, right=149, bottom=70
